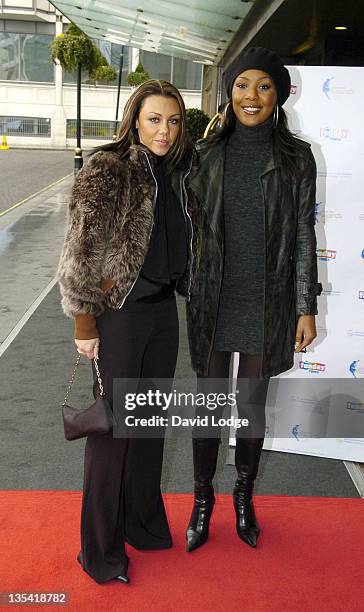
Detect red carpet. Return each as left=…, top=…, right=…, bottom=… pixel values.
left=0, top=491, right=363, bottom=612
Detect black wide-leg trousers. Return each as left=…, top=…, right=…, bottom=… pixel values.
left=79, top=296, right=179, bottom=584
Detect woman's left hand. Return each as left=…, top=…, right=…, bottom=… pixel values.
left=294, top=315, right=317, bottom=353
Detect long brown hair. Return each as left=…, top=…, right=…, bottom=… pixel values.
left=92, top=79, right=192, bottom=171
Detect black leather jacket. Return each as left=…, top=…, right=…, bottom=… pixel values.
left=186, top=135, right=323, bottom=378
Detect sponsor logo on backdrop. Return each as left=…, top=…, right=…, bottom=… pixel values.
left=322, top=288, right=342, bottom=296
left=347, top=330, right=364, bottom=337
left=292, top=424, right=301, bottom=440
left=359, top=213, right=364, bottom=221
left=346, top=401, right=364, bottom=413
left=291, top=396, right=317, bottom=405
left=318, top=170, right=352, bottom=179
left=299, top=361, right=326, bottom=373
left=319, top=127, right=349, bottom=141
left=317, top=326, right=329, bottom=335
left=322, top=77, right=354, bottom=100
left=361, top=249, right=364, bottom=259
left=314, top=202, right=320, bottom=222
left=317, top=248, right=336, bottom=261
left=359, top=291, right=364, bottom=300
left=349, top=360, right=364, bottom=378
left=324, top=210, right=342, bottom=221
left=287, top=394, right=330, bottom=414
left=290, top=424, right=319, bottom=439
left=315, top=202, right=342, bottom=222
left=290, top=395, right=329, bottom=412
left=322, top=78, right=333, bottom=98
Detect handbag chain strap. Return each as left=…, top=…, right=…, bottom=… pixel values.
left=62, top=355, right=104, bottom=407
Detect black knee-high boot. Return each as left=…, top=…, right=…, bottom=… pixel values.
left=186, top=437, right=220, bottom=552
left=233, top=436, right=264, bottom=547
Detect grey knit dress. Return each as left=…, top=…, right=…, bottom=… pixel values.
left=213, top=116, right=274, bottom=354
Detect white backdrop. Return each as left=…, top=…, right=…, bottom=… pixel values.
left=231, top=66, right=364, bottom=462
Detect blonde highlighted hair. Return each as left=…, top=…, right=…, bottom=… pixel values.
left=92, top=79, right=192, bottom=170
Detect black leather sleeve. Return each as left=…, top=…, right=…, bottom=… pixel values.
left=293, top=148, right=323, bottom=316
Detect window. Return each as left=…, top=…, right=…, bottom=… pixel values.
left=140, top=51, right=172, bottom=82
left=108, top=42, right=132, bottom=86
left=139, top=50, right=202, bottom=90
left=0, top=30, right=202, bottom=90
left=173, top=57, right=203, bottom=90
left=63, top=42, right=131, bottom=85
left=0, top=33, right=54, bottom=82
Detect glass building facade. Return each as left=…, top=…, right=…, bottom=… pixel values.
left=0, top=29, right=203, bottom=90
left=62, top=42, right=133, bottom=86
left=0, top=33, right=54, bottom=82
left=140, top=51, right=203, bottom=90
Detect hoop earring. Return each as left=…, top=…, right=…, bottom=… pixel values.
left=223, top=101, right=231, bottom=117
left=273, top=104, right=279, bottom=128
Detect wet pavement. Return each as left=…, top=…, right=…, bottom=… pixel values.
left=0, top=149, right=74, bottom=213
left=0, top=175, right=73, bottom=345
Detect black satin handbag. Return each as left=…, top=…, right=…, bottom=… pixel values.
left=62, top=355, right=113, bottom=441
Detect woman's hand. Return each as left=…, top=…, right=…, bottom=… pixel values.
left=294, top=315, right=317, bottom=353
left=75, top=338, right=100, bottom=360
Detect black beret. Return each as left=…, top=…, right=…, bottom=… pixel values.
left=224, top=46, right=291, bottom=106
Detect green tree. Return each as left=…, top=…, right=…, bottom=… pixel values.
left=186, top=108, right=210, bottom=143
left=127, top=63, right=150, bottom=87
left=50, top=23, right=99, bottom=74
left=90, top=64, right=118, bottom=83
left=88, top=48, right=117, bottom=83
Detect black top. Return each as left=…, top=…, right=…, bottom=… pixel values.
left=126, top=156, right=188, bottom=303
left=213, top=115, right=274, bottom=353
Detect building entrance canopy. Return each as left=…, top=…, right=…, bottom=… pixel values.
left=49, top=0, right=256, bottom=64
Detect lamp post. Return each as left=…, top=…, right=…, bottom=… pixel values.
left=113, top=49, right=124, bottom=140
left=51, top=23, right=116, bottom=171
left=74, top=63, right=83, bottom=173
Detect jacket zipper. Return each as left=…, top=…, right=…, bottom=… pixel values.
left=204, top=214, right=224, bottom=376
left=259, top=174, right=266, bottom=378
left=205, top=272, right=223, bottom=376
left=117, top=152, right=158, bottom=309
left=181, top=157, right=194, bottom=301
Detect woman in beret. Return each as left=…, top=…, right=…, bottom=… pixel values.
left=186, top=47, right=322, bottom=551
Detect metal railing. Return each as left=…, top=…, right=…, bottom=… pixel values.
left=66, top=119, right=118, bottom=140
left=0, top=116, right=51, bottom=137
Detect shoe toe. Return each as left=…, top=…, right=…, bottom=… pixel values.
left=186, top=529, right=209, bottom=552
left=114, top=574, right=130, bottom=584
left=238, top=529, right=258, bottom=547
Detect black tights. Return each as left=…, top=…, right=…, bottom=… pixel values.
left=195, top=351, right=269, bottom=440
left=205, top=351, right=263, bottom=378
